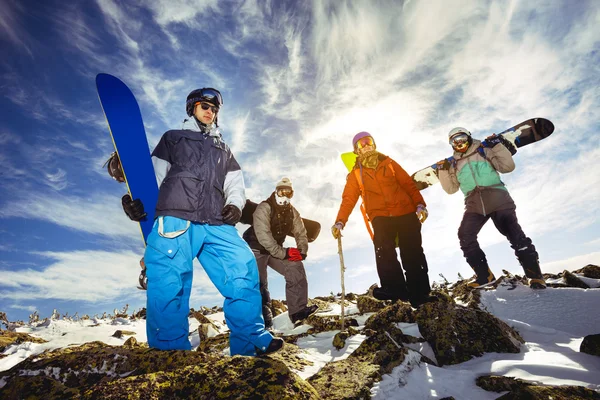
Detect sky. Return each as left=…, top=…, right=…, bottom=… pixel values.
left=0, top=0, right=599, bottom=321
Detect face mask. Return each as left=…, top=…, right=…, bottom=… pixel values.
left=275, top=193, right=291, bottom=206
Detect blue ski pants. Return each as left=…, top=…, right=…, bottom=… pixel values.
left=144, top=216, right=273, bottom=355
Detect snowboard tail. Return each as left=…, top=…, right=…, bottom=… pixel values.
left=96, top=73, right=158, bottom=244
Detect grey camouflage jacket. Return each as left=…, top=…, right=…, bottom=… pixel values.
left=246, top=198, right=308, bottom=260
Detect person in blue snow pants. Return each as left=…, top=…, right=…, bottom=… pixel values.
left=121, top=87, right=283, bottom=355
left=144, top=216, right=272, bottom=355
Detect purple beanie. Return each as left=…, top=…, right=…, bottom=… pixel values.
left=352, top=131, right=374, bottom=147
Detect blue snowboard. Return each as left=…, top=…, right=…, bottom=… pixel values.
left=96, top=73, right=158, bottom=244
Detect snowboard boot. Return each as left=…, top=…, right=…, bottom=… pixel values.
left=262, top=304, right=273, bottom=330
left=518, top=253, right=546, bottom=289
left=290, top=304, right=319, bottom=324
left=466, top=267, right=496, bottom=288
left=529, top=279, right=547, bottom=289
left=256, top=337, right=284, bottom=356
left=372, top=286, right=409, bottom=302
left=466, top=255, right=496, bottom=288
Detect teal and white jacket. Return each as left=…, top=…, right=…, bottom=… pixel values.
left=438, top=139, right=516, bottom=216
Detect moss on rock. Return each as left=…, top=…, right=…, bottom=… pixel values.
left=477, top=375, right=600, bottom=399
left=0, top=340, right=319, bottom=399
left=309, top=331, right=407, bottom=399
left=415, top=300, right=523, bottom=366
left=356, top=295, right=388, bottom=314
left=364, top=301, right=415, bottom=332
left=573, top=264, right=600, bottom=279
left=563, top=270, right=590, bottom=288
left=0, top=329, right=47, bottom=352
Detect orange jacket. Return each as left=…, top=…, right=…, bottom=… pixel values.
left=336, top=155, right=425, bottom=225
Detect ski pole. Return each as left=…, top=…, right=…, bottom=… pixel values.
left=337, top=236, right=346, bottom=331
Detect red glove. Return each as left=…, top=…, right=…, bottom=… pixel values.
left=285, top=248, right=303, bottom=262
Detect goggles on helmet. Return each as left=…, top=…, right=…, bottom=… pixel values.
left=449, top=133, right=470, bottom=148
left=197, top=88, right=223, bottom=107
left=276, top=188, right=294, bottom=198
left=355, top=136, right=375, bottom=150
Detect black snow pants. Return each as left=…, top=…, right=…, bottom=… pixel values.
left=458, top=208, right=541, bottom=278
left=372, top=213, right=431, bottom=305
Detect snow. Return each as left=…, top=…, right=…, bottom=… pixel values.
left=2, top=284, right=600, bottom=397
left=295, top=331, right=367, bottom=379
left=480, top=284, right=600, bottom=337
left=1, top=318, right=147, bottom=373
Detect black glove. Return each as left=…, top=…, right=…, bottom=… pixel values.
left=122, top=194, right=146, bottom=221
left=221, top=204, right=242, bottom=225
left=483, top=135, right=517, bottom=155
left=301, top=253, right=307, bottom=260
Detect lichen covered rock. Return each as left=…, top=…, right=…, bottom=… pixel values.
left=309, top=331, right=408, bottom=399
left=356, top=294, right=388, bottom=313
left=0, top=329, right=47, bottom=352
left=573, top=264, right=600, bottom=279
left=563, top=270, right=591, bottom=289
left=476, top=375, right=600, bottom=399
left=364, top=301, right=415, bottom=332
left=415, top=299, right=524, bottom=366
left=0, top=341, right=319, bottom=399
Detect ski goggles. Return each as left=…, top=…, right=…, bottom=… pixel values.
left=355, top=136, right=375, bottom=149
left=276, top=188, right=294, bottom=198
left=197, top=88, right=223, bottom=107
left=197, top=102, right=220, bottom=114
left=449, top=133, right=470, bottom=147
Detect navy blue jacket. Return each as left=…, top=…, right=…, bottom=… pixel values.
left=151, top=118, right=246, bottom=225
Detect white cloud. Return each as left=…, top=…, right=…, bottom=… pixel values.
left=0, top=192, right=140, bottom=239
left=145, top=0, right=218, bottom=27
left=0, top=249, right=226, bottom=311
left=0, top=250, right=144, bottom=301
left=45, top=168, right=68, bottom=191
left=8, top=304, right=37, bottom=312
left=0, top=0, right=33, bottom=56
left=542, top=252, right=600, bottom=275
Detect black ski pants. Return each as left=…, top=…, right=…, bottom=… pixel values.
left=458, top=208, right=538, bottom=270
left=372, top=213, right=431, bottom=304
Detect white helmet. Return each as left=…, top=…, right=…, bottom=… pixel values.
left=448, top=127, right=471, bottom=140
left=275, top=177, right=293, bottom=206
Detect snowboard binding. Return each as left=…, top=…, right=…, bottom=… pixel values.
left=103, top=152, right=126, bottom=183
left=138, top=257, right=148, bottom=290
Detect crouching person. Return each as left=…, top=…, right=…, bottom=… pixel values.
left=243, top=178, right=318, bottom=327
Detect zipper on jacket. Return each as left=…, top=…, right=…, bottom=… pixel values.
left=460, top=148, right=487, bottom=216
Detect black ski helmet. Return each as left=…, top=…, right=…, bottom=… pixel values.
left=185, top=88, right=223, bottom=117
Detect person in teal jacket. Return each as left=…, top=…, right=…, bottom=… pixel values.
left=437, top=127, right=546, bottom=289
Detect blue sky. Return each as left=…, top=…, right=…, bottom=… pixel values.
left=1, top=0, right=598, bottom=322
